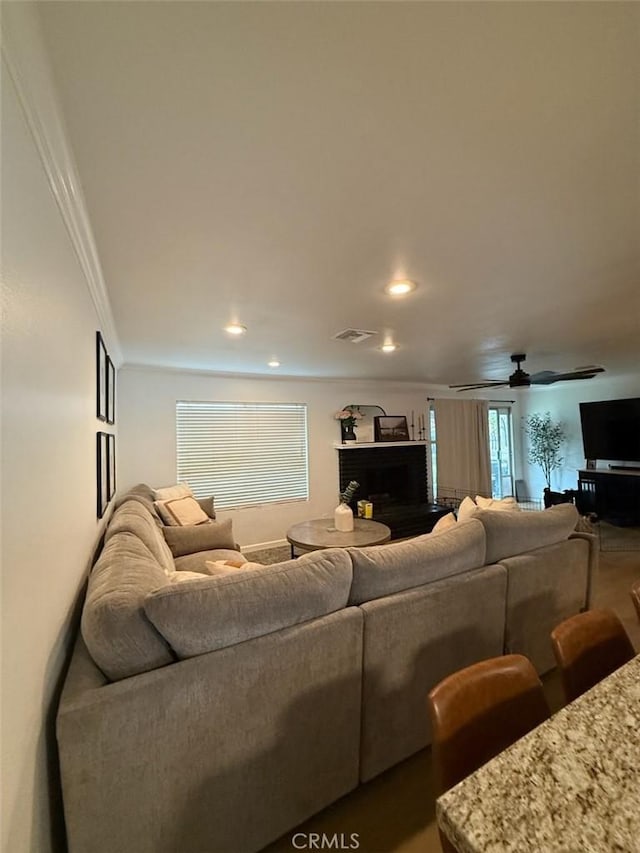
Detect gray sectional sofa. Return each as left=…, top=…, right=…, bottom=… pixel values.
left=57, top=486, right=597, bottom=853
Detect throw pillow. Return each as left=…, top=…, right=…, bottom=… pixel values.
left=457, top=495, right=478, bottom=522
left=432, top=512, right=457, bottom=534
left=154, top=482, right=193, bottom=501
left=204, top=559, right=265, bottom=575
left=154, top=500, right=180, bottom=526
left=163, top=518, right=236, bottom=558
left=169, top=570, right=208, bottom=583
left=196, top=496, right=216, bottom=519
left=163, top=496, right=209, bottom=526
left=475, top=495, right=521, bottom=512
left=475, top=494, right=494, bottom=509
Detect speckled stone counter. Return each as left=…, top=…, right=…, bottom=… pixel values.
left=437, top=656, right=640, bottom=852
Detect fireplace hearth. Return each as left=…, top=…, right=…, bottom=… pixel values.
left=337, top=443, right=448, bottom=539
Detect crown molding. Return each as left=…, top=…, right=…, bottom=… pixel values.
left=1, top=3, right=122, bottom=365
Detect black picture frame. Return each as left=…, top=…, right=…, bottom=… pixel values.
left=107, top=433, right=116, bottom=501
left=97, top=431, right=109, bottom=518
left=106, top=356, right=116, bottom=425
left=96, top=331, right=108, bottom=421
left=374, top=415, right=410, bottom=442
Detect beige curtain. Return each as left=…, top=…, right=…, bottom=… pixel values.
left=433, top=398, right=492, bottom=499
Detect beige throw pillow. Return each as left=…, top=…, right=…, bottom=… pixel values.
left=432, top=512, right=457, bottom=534
left=475, top=495, right=521, bottom=512
left=169, top=570, right=208, bottom=583
left=457, top=495, right=478, bottom=522
left=154, top=482, right=193, bottom=501
left=162, top=496, right=209, bottom=526
left=204, top=559, right=265, bottom=575
left=154, top=500, right=180, bottom=526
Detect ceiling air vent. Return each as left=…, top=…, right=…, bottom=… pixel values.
left=333, top=328, right=379, bottom=344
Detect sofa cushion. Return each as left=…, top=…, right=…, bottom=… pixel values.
left=105, top=500, right=175, bottom=576
left=163, top=519, right=236, bottom=558
left=347, top=519, right=486, bottom=605
left=475, top=502, right=579, bottom=565
left=82, top=532, right=174, bottom=680
left=174, top=549, right=246, bottom=572
left=144, top=548, right=353, bottom=658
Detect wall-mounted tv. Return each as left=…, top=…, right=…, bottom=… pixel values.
left=579, top=397, right=640, bottom=462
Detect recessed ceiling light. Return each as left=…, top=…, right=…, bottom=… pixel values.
left=224, top=323, right=247, bottom=336
left=384, top=279, right=417, bottom=297
left=381, top=343, right=397, bottom=353
left=268, top=360, right=280, bottom=368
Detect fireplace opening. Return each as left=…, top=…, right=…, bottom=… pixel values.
left=366, top=464, right=413, bottom=506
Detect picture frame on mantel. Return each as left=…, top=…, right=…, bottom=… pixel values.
left=374, top=415, right=410, bottom=442
left=96, top=331, right=108, bottom=421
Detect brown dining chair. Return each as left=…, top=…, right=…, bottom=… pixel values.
left=427, top=654, right=550, bottom=853
left=550, top=608, right=635, bottom=704
left=631, top=581, right=640, bottom=623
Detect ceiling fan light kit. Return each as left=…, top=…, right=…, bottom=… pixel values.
left=450, top=353, right=605, bottom=392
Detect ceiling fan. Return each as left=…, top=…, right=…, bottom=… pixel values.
left=450, top=353, right=605, bottom=391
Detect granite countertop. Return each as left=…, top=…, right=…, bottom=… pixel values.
left=437, top=656, right=640, bottom=853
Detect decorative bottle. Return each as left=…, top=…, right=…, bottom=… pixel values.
left=334, top=480, right=359, bottom=532
left=334, top=502, right=354, bottom=532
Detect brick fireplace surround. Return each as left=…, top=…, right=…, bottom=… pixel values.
left=336, top=442, right=449, bottom=539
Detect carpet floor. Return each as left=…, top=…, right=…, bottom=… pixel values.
left=261, top=548, right=640, bottom=853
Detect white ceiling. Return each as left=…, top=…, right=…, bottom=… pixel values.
left=38, top=1, right=640, bottom=385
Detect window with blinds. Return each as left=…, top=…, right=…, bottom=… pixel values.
left=176, top=401, right=309, bottom=510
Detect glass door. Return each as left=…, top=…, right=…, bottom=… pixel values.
left=488, top=407, right=514, bottom=498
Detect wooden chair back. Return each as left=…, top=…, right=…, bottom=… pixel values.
left=428, top=654, right=550, bottom=852
left=551, top=608, right=635, bottom=703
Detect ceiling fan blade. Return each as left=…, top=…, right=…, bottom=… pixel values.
left=451, top=382, right=510, bottom=391
left=531, top=368, right=605, bottom=385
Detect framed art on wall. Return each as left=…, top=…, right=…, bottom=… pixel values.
left=107, top=433, right=116, bottom=501
left=106, top=356, right=116, bottom=425
left=96, top=331, right=108, bottom=421
left=97, top=431, right=109, bottom=518
left=374, top=415, right=410, bottom=442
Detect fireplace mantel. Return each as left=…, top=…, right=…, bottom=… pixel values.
left=334, top=441, right=429, bottom=450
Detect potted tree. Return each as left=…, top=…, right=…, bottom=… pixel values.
left=525, top=412, right=567, bottom=507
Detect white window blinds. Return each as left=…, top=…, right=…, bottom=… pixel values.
left=176, top=401, right=309, bottom=510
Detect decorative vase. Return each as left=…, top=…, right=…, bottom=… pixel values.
left=342, top=425, right=357, bottom=444
left=334, top=501, right=354, bottom=532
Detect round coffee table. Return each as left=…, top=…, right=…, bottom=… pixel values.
left=286, top=517, right=391, bottom=558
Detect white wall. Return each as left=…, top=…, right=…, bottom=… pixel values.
left=517, top=375, right=640, bottom=496
left=119, top=366, right=523, bottom=545
left=118, top=367, right=446, bottom=546
left=1, top=14, right=117, bottom=853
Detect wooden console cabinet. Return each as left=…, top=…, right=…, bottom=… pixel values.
left=577, top=468, right=640, bottom=526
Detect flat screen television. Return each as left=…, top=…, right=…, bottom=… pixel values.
left=579, top=397, right=640, bottom=462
